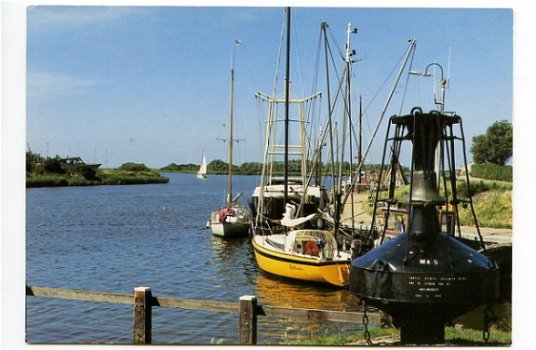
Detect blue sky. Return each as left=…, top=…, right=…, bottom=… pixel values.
left=26, top=5, right=513, bottom=168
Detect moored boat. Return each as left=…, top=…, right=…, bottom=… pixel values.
left=208, top=40, right=251, bottom=238
left=249, top=8, right=351, bottom=287
left=209, top=205, right=250, bottom=237
left=252, top=229, right=351, bottom=287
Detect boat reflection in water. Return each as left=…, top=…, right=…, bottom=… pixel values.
left=255, top=273, right=360, bottom=310
left=254, top=272, right=362, bottom=343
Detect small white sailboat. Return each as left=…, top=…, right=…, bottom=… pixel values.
left=208, top=40, right=251, bottom=237
left=196, top=151, right=207, bottom=179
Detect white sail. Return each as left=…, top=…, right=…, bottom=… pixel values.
left=197, top=151, right=207, bottom=179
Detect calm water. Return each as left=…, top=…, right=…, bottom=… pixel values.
left=26, top=173, right=363, bottom=344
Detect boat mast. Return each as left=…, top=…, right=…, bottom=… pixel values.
left=344, top=22, right=358, bottom=232
left=284, top=7, right=291, bottom=205
left=227, top=40, right=241, bottom=206
left=321, top=22, right=337, bottom=213
left=358, top=95, right=362, bottom=184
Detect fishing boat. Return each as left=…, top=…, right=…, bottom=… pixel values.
left=249, top=8, right=352, bottom=287
left=208, top=40, right=251, bottom=238
left=196, top=151, right=207, bottom=179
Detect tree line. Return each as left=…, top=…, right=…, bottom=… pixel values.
left=160, top=159, right=360, bottom=176
left=26, top=120, right=512, bottom=180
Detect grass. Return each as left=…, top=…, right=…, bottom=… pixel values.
left=445, top=325, right=511, bottom=345
left=98, top=169, right=169, bottom=185
left=365, top=178, right=512, bottom=229
left=26, top=175, right=69, bottom=188
left=458, top=190, right=512, bottom=228
left=26, top=169, right=169, bottom=188
left=287, top=326, right=398, bottom=345
left=287, top=326, right=511, bottom=346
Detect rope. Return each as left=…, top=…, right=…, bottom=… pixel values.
left=270, top=13, right=287, bottom=99
left=358, top=40, right=407, bottom=62
left=291, top=12, right=305, bottom=99
left=397, top=44, right=417, bottom=115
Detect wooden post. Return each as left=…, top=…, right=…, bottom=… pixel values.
left=133, top=287, right=152, bottom=344
left=380, top=310, right=393, bottom=328
left=239, top=295, right=257, bottom=345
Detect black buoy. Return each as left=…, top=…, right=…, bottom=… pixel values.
left=349, top=108, right=500, bottom=345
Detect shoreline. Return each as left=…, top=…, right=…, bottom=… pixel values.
left=26, top=173, right=169, bottom=188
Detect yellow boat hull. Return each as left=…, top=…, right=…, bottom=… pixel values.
left=252, top=238, right=350, bottom=287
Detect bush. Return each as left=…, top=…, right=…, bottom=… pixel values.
left=118, top=162, right=150, bottom=172
left=66, top=175, right=98, bottom=186
left=456, top=180, right=490, bottom=197
left=100, top=175, right=169, bottom=185
left=471, top=163, right=512, bottom=182
left=43, top=157, right=66, bottom=174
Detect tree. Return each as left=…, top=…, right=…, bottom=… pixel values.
left=119, top=162, right=150, bottom=172
left=208, top=159, right=228, bottom=173
left=471, top=120, right=512, bottom=165
left=43, top=156, right=66, bottom=174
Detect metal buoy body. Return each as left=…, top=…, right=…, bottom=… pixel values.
left=350, top=108, right=500, bottom=344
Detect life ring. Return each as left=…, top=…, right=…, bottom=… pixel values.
left=305, top=240, right=320, bottom=256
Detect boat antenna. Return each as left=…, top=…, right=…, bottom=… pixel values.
left=284, top=7, right=291, bottom=205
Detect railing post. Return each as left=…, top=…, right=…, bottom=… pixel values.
left=239, top=295, right=257, bottom=345
left=133, top=287, right=152, bottom=344
left=380, top=310, right=393, bottom=328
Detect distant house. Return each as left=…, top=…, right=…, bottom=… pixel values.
left=59, top=157, right=101, bottom=175
left=457, top=163, right=473, bottom=178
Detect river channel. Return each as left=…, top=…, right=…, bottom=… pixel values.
left=25, top=173, right=509, bottom=344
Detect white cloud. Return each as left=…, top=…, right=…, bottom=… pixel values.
left=27, top=70, right=102, bottom=98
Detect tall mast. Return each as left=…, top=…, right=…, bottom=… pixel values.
left=358, top=95, right=362, bottom=184
left=321, top=22, right=336, bottom=211
left=345, top=22, right=357, bottom=232
left=340, top=22, right=356, bottom=191
left=227, top=40, right=241, bottom=206
left=284, top=7, right=291, bottom=205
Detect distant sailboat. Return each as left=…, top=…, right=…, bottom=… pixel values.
left=197, top=151, right=207, bottom=179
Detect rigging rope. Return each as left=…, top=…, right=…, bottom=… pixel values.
left=358, top=39, right=408, bottom=62
left=270, top=14, right=287, bottom=99
left=397, top=44, right=417, bottom=115
left=291, top=12, right=306, bottom=99
left=364, top=49, right=405, bottom=113
left=305, top=28, right=324, bottom=166
left=347, top=43, right=412, bottom=169
left=327, top=24, right=345, bottom=62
